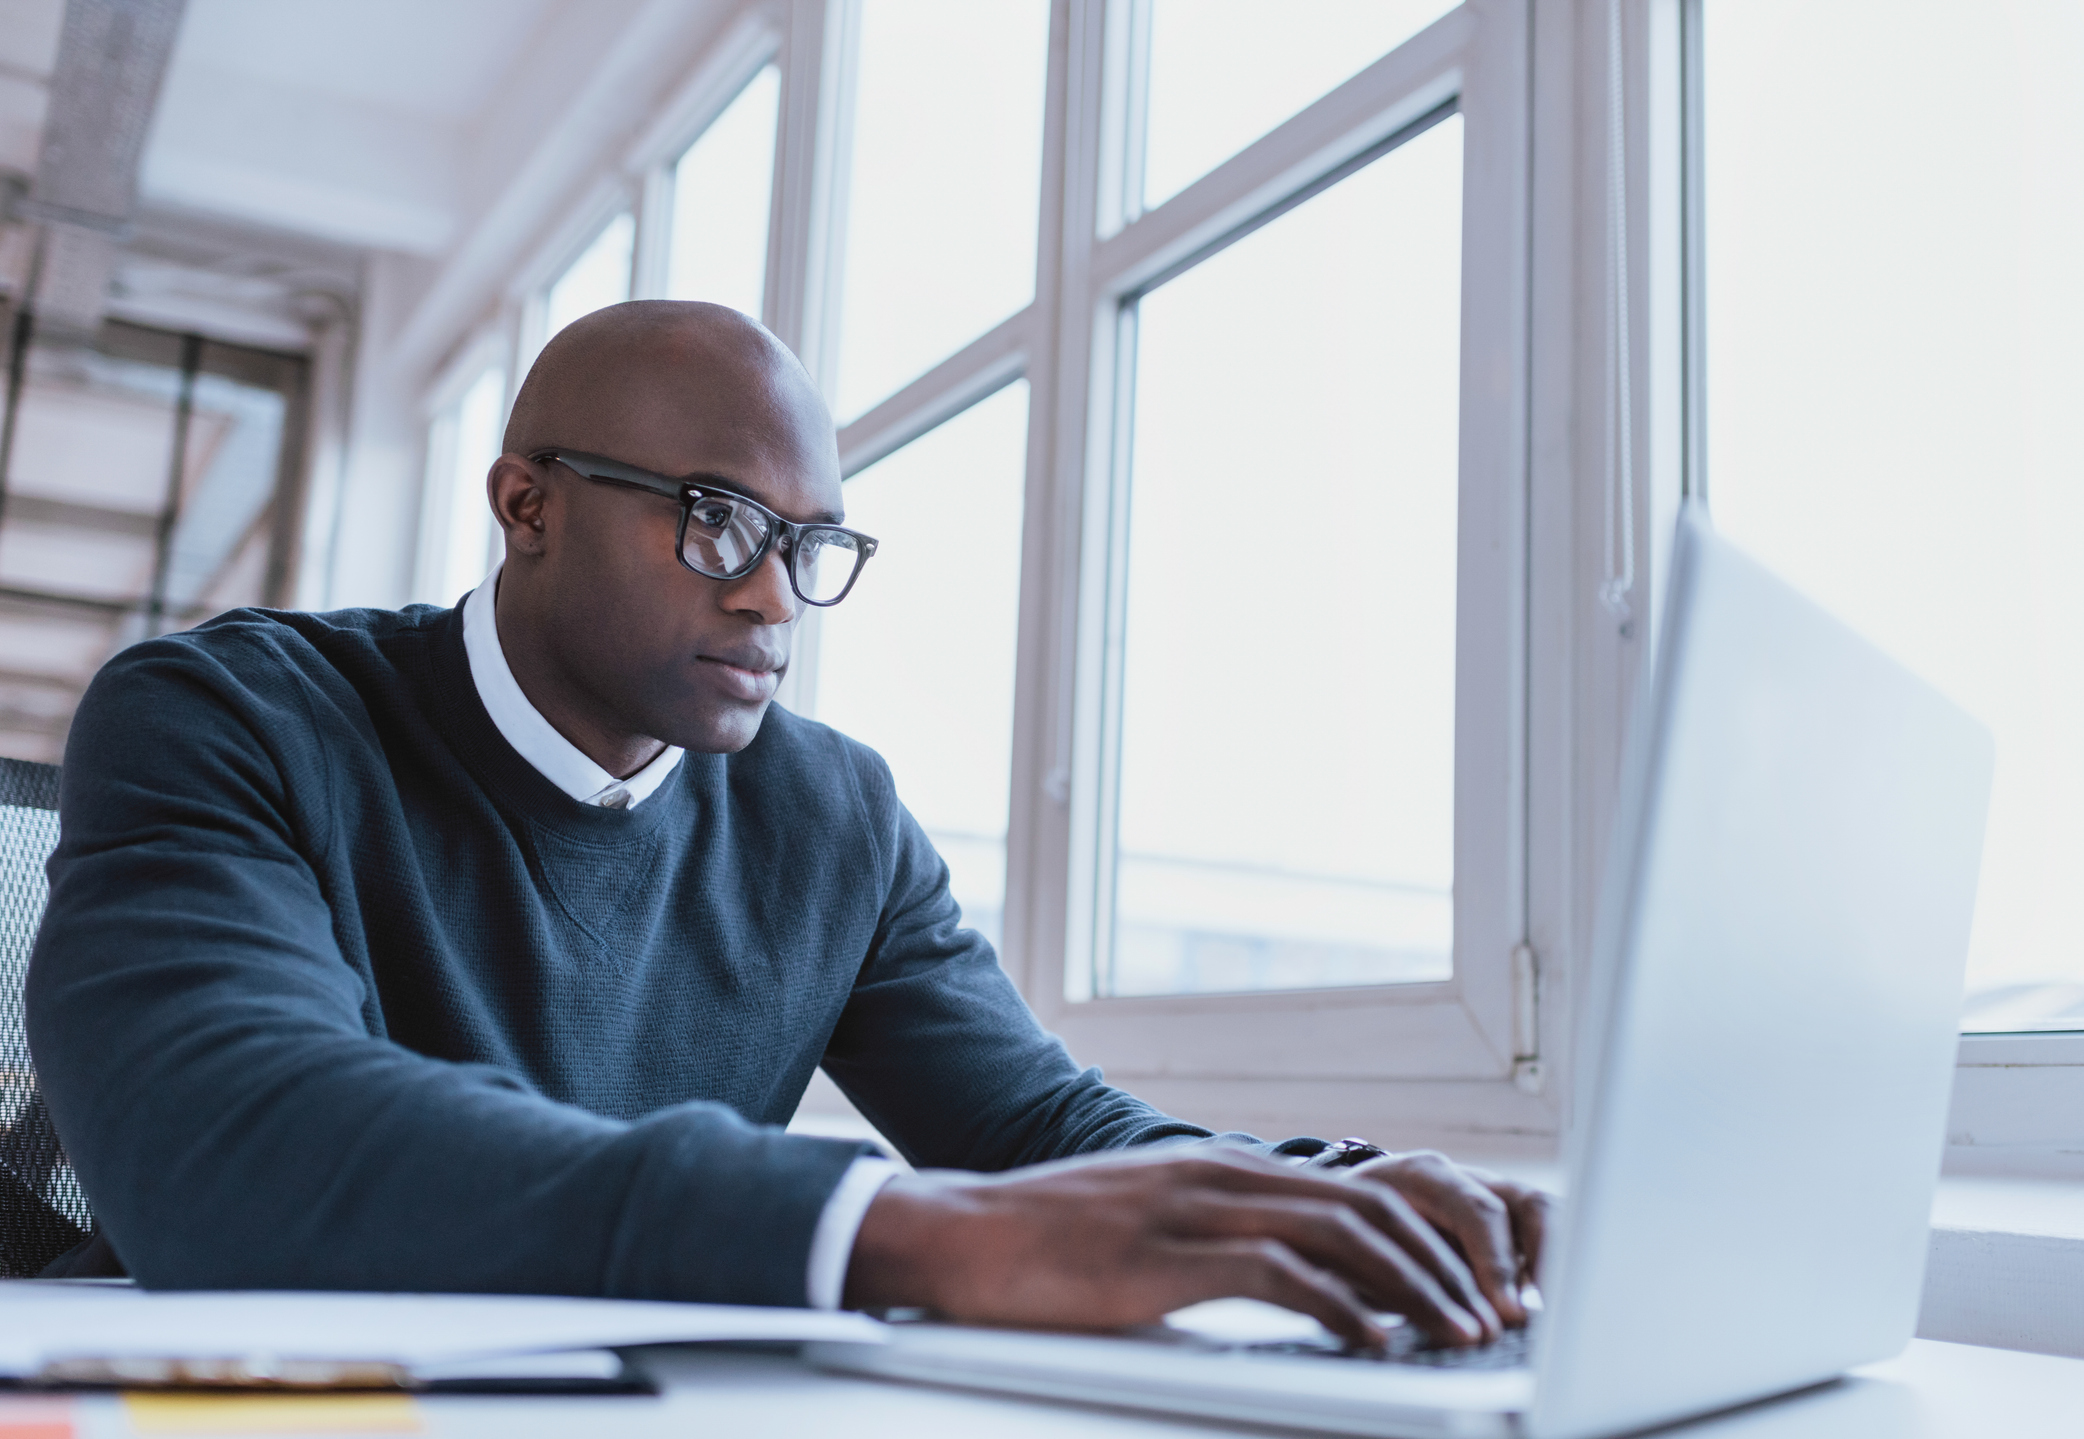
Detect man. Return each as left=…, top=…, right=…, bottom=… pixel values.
left=30, top=301, right=1545, bottom=1353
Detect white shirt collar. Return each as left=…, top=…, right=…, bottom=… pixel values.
left=461, top=566, right=684, bottom=809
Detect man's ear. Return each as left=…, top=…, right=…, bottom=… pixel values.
left=488, top=455, right=550, bottom=557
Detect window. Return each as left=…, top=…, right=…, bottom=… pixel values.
left=833, top=0, right=1049, bottom=421
left=1012, top=3, right=1528, bottom=1114
left=1700, top=0, right=2084, bottom=1034
left=0, top=322, right=306, bottom=765
left=666, top=64, right=780, bottom=318
left=806, top=382, right=1030, bottom=950
left=1093, top=114, right=1464, bottom=999
left=543, top=213, right=636, bottom=342
left=415, top=367, right=506, bottom=607
left=1137, top=0, right=1458, bottom=212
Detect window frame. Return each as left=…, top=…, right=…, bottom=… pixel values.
left=524, top=205, right=639, bottom=367
left=1001, top=1, right=1542, bottom=1133
left=623, top=15, right=785, bottom=311
left=411, top=335, right=509, bottom=607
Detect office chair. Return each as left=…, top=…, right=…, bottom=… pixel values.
left=0, top=756, right=95, bottom=1276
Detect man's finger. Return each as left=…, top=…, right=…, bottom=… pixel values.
left=1454, top=1164, right=1552, bottom=1293
left=1171, top=1154, right=1501, bottom=1338
left=1499, top=1182, right=1550, bottom=1289
left=1359, top=1154, right=1528, bottom=1327
left=1168, top=1193, right=1487, bottom=1346
left=1322, top=1180, right=1500, bottom=1339
left=1179, top=1237, right=1389, bottom=1353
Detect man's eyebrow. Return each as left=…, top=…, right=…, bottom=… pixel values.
left=689, top=473, right=844, bottom=526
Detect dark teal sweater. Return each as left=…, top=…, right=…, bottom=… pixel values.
left=27, top=602, right=1233, bottom=1303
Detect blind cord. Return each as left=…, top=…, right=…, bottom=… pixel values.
left=1601, top=0, right=1637, bottom=629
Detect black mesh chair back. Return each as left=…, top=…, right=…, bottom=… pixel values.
left=0, top=757, right=94, bottom=1275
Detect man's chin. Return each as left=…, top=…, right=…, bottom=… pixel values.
left=668, top=698, right=773, bottom=755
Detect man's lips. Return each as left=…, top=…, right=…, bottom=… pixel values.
left=697, top=651, right=784, bottom=701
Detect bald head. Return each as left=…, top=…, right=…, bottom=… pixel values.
left=484, top=300, right=847, bottom=765
left=505, top=300, right=833, bottom=469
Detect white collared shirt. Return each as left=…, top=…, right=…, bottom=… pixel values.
left=459, top=568, right=897, bottom=1307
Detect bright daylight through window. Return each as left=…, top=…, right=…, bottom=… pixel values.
left=417, top=368, right=506, bottom=606
left=1704, top=1, right=2084, bottom=1032
left=807, top=383, right=1030, bottom=951
left=544, top=212, right=635, bottom=342
left=1094, top=112, right=1464, bottom=999
left=667, top=64, right=779, bottom=318
left=833, top=0, right=1048, bottom=420
left=1139, top=0, right=1455, bottom=211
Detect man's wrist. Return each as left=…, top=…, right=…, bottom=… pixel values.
left=841, top=1173, right=977, bottom=1313
left=806, top=1156, right=900, bottom=1310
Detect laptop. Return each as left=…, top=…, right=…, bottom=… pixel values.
left=807, top=508, right=1995, bottom=1439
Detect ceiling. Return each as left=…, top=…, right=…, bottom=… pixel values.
left=166, top=0, right=557, bottom=124
left=142, top=0, right=561, bottom=253
left=0, top=0, right=735, bottom=763
left=7, top=0, right=737, bottom=350
left=4, top=0, right=569, bottom=259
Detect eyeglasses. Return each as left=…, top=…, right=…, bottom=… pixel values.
left=531, top=448, right=877, bottom=607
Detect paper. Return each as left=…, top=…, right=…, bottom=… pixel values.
left=0, top=1283, right=887, bottom=1383
left=123, top=1394, right=421, bottom=1434
left=0, top=1395, right=72, bottom=1439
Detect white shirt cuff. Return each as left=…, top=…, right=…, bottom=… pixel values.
left=805, top=1156, right=900, bottom=1311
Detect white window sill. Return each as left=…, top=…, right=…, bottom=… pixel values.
left=1923, top=1174, right=2084, bottom=1360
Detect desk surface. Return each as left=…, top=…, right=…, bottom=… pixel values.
left=30, top=1338, right=2083, bottom=1438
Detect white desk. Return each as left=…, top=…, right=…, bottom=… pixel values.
left=41, top=1338, right=2084, bottom=1438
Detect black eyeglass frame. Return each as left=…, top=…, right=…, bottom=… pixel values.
left=530, top=447, right=877, bottom=607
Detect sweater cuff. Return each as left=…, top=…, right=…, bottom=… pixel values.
left=805, top=1156, right=900, bottom=1310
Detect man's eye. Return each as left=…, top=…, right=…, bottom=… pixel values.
left=692, top=504, right=734, bottom=530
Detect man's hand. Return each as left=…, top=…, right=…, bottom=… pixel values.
left=1350, top=1151, right=1553, bottom=1329
left=843, top=1147, right=1536, bottom=1351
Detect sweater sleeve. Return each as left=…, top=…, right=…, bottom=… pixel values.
left=27, top=640, right=872, bottom=1303
left=819, top=751, right=1299, bottom=1171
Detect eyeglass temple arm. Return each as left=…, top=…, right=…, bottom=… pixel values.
left=533, top=451, right=684, bottom=502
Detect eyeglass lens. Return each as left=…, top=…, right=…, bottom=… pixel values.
left=681, top=494, right=773, bottom=577
left=679, top=493, right=864, bottom=604
left=793, top=529, right=864, bottom=605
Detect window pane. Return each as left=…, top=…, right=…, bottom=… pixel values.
left=1704, top=3, right=2084, bottom=1031
left=0, top=326, right=298, bottom=764
left=808, top=382, right=1029, bottom=950
left=544, top=213, right=634, bottom=341
left=667, top=65, right=779, bottom=318
left=162, top=370, right=288, bottom=617
left=834, top=0, right=1048, bottom=422
left=418, top=368, right=505, bottom=607
left=1102, top=116, right=1462, bottom=999
left=1142, top=0, right=1455, bottom=211
left=0, top=339, right=182, bottom=764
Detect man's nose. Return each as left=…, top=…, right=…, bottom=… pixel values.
left=719, top=544, right=798, bottom=626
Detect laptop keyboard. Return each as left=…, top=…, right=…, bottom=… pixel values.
left=1244, top=1323, right=1535, bottom=1371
